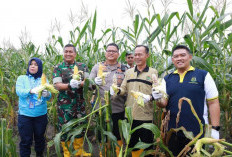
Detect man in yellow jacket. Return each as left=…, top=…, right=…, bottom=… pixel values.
left=111, top=45, right=158, bottom=157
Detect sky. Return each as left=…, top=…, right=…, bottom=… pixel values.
left=0, top=0, right=210, bottom=49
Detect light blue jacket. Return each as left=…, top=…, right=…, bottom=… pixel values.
left=16, top=75, right=51, bottom=117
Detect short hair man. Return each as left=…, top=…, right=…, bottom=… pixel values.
left=53, top=44, right=91, bottom=156
left=153, top=45, right=220, bottom=156
left=125, top=52, right=134, bottom=69
left=89, top=43, right=126, bottom=156
left=112, top=45, right=158, bottom=156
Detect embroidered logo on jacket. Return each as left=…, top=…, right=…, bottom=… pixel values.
left=146, top=76, right=151, bottom=81
left=189, top=77, right=198, bottom=84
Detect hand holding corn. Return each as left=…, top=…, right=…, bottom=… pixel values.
left=131, top=90, right=151, bottom=107
left=94, top=77, right=102, bottom=85
left=151, top=74, right=168, bottom=100
left=110, top=84, right=119, bottom=96
left=70, top=65, right=83, bottom=89
left=32, top=74, right=59, bottom=99
left=41, top=90, right=50, bottom=97
left=70, top=79, right=81, bottom=89
left=96, top=64, right=109, bottom=85
left=152, top=90, right=163, bottom=100
left=72, top=65, right=82, bottom=81
left=110, top=74, right=119, bottom=96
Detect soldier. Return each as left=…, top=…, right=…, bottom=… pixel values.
left=53, top=44, right=91, bottom=157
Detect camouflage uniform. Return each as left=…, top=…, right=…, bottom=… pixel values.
left=53, top=61, right=89, bottom=139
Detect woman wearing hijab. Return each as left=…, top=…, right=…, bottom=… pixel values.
left=16, top=57, right=51, bottom=157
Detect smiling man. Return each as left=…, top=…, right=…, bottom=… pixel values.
left=53, top=44, right=91, bottom=157
left=89, top=43, right=126, bottom=156
left=153, top=45, right=220, bottom=156
left=112, top=45, right=158, bottom=157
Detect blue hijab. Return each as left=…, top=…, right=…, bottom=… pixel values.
left=26, top=57, right=43, bottom=79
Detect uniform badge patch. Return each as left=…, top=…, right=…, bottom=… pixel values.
left=189, top=77, right=198, bottom=84
left=146, top=76, right=151, bottom=81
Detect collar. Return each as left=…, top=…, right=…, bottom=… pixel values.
left=173, top=66, right=195, bottom=74
left=103, top=61, right=119, bottom=67
left=127, top=64, right=134, bottom=68
left=134, top=65, right=149, bottom=72
left=63, top=61, right=76, bottom=67
left=102, top=61, right=120, bottom=71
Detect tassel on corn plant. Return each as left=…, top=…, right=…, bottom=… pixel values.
left=36, top=74, right=59, bottom=99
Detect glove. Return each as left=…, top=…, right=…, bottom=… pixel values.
left=70, top=79, right=81, bottom=89
left=152, top=90, right=163, bottom=100
left=42, top=90, right=50, bottom=97
left=211, top=129, right=219, bottom=139
left=110, top=85, right=119, bottom=95
left=30, top=86, right=41, bottom=94
left=143, top=94, right=151, bottom=104
left=94, top=77, right=102, bottom=86
left=110, top=86, right=115, bottom=95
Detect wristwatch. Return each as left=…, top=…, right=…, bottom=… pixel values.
left=212, top=126, right=220, bottom=131
left=68, top=83, right=72, bottom=90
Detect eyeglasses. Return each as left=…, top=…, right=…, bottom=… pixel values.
left=106, top=50, right=118, bottom=53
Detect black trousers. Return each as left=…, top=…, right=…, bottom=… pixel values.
left=129, top=120, right=154, bottom=150
left=97, top=111, right=125, bottom=141
left=18, top=114, right=48, bottom=157
left=112, top=111, right=125, bottom=140
left=168, top=131, right=191, bottom=156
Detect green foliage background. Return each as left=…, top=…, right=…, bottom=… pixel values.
left=0, top=0, right=231, bottom=156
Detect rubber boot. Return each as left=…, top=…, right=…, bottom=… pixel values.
left=61, top=141, right=71, bottom=157
left=131, top=149, right=144, bottom=157
left=116, top=140, right=123, bottom=157
left=74, top=137, right=91, bottom=156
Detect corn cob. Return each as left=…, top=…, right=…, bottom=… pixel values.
left=41, top=73, right=46, bottom=85
left=97, top=64, right=109, bottom=85
left=152, top=74, right=168, bottom=99
left=36, top=73, right=59, bottom=99
left=111, top=74, right=119, bottom=95
left=131, top=90, right=145, bottom=107
left=72, top=65, right=82, bottom=80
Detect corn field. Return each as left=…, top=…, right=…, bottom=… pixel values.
left=0, top=0, right=232, bottom=156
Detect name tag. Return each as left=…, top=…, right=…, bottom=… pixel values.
left=29, top=97, right=36, bottom=109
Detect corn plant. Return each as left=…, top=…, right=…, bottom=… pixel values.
left=0, top=118, right=17, bottom=157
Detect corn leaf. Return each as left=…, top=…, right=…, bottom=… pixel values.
left=187, top=0, right=193, bottom=17
left=91, top=10, right=97, bottom=38
left=131, top=123, right=160, bottom=139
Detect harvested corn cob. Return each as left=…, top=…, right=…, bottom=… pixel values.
left=152, top=74, right=168, bottom=99
left=97, top=64, right=109, bottom=85
left=36, top=74, right=59, bottom=99
left=131, top=90, right=145, bottom=107
left=72, top=65, right=82, bottom=80
left=111, top=74, right=119, bottom=95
